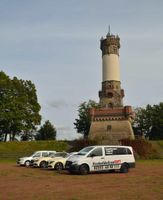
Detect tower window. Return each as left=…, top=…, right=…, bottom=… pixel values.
left=108, top=103, right=113, bottom=108
left=108, top=92, right=113, bottom=98
left=107, top=125, right=112, bottom=131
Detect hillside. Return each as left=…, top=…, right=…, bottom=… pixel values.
left=0, top=140, right=163, bottom=161
left=0, top=140, right=68, bottom=161
left=150, top=140, right=163, bottom=158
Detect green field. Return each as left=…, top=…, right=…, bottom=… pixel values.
left=150, top=140, right=163, bottom=158
left=0, top=140, right=68, bottom=161
left=0, top=140, right=163, bottom=161
left=0, top=159, right=163, bottom=200
left=0, top=140, right=163, bottom=199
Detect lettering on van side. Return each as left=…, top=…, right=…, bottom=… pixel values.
left=92, top=160, right=121, bottom=170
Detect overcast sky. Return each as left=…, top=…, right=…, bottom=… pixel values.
left=0, top=0, right=163, bottom=140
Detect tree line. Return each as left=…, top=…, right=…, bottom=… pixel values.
left=133, top=103, right=163, bottom=139
left=1, top=71, right=162, bottom=142
left=0, top=71, right=56, bottom=142
left=74, top=100, right=163, bottom=140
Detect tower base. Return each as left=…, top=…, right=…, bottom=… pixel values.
left=89, top=106, right=135, bottom=144
left=89, top=120, right=134, bottom=145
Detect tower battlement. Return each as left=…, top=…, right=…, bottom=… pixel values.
left=100, top=34, right=120, bottom=56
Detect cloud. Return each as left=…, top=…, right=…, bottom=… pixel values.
left=57, top=126, right=71, bottom=132
left=56, top=125, right=81, bottom=140
left=48, top=99, right=69, bottom=109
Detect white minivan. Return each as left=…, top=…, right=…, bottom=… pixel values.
left=17, top=150, right=56, bottom=167
left=65, top=145, right=135, bottom=175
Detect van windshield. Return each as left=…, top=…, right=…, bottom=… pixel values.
left=78, top=146, right=94, bottom=156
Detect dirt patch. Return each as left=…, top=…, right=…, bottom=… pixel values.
left=0, top=160, right=163, bottom=200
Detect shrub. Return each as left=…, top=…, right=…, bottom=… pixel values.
left=120, top=138, right=160, bottom=159
left=68, top=138, right=98, bottom=152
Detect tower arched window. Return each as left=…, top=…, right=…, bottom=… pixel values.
left=108, top=103, right=113, bottom=108
left=108, top=92, right=113, bottom=98
left=107, top=125, right=112, bottom=131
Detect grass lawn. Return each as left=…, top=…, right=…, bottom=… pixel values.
left=0, top=159, right=162, bottom=200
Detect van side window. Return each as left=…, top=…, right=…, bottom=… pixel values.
left=33, top=152, right=41, bottom=157
left=105, top=147, right=116, bottom=155
left=115, top=148, right=132, bottom=155
left=105, top=147, right=132, bottom=155
left=115, top=148, right=127, bottom=155
left=88, top=147, right=103, bottom=157
left=126, top=148, right=132, bottom=155
left=42, top=152, right=49, bottom=157
left=49, top=152, right=55, bottom=157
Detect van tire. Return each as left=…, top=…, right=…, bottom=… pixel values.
left=40, top=161, right=47, bottom=168
left=25, top=160, right=30, bottom=167
left=55, top=162, right=63, bottom=171
left=120, top=164, right=129, bottom=173
left=79, top=164, right=89, bottom=175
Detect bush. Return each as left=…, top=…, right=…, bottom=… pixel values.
left=68, top=138, right=98, bottom=152
left=120, top=138, right=160, bottom=159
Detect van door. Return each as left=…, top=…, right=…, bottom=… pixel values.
left=87, top=147, right=104, bottom=172
left=103, top=147, right=122, bottom=170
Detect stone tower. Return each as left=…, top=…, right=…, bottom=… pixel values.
left=89, top=30, right=135, bottom=144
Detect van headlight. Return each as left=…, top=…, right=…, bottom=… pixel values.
left=49, top=161, right=54, bottom=164
left=72, top=161, right=78, bottom=165
left=20, top=158, right=25, bottom=162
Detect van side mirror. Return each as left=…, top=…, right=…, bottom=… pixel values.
left=90, top=154, right=96, bottom=157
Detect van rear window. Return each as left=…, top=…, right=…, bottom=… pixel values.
left=105, top=147, right=132, bottom=155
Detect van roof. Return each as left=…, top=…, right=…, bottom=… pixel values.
left=34, top=150, right=56, bottom=153
left=86, top=145, right=132, bottom=148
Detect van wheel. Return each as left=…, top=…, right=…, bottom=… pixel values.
left=109, top=169, right=115, bottom=173
left=79, top=164, right=89, bottom=175
left=120, top=164, right=129, bottom=173
left=25, top=160, right=30, bottom=167
left=55, top=162, right=63, bottom=171
left=40, top=161, right=47, bottom=168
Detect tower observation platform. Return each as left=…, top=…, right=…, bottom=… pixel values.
left=89, top=31, right=135, bottom=144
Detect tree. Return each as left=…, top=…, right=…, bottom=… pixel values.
left=0, top=71, right=41, bottom=141
left=35, top=120, right=56, bottom=140
left=133, top=107, right=151, bottom=136
left=74, top=100, right=99, bottom=138
left=147, top=103, right=163, bottom=139
left=133, top=102, right=163, bottom=139
left=20, top=131, right=35, bottom=141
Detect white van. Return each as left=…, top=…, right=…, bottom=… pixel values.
left=65, top=145, right=135, bottom=175
left=17, top=150, right=56, bottom=167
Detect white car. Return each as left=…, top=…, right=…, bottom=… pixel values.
left=17, top=150, right=56, bottom=167
left=47, top=152, right=77, bottom=171
left=65, top=145, right=135, bottom=175
left=32, top=152, right=68, bottom=168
